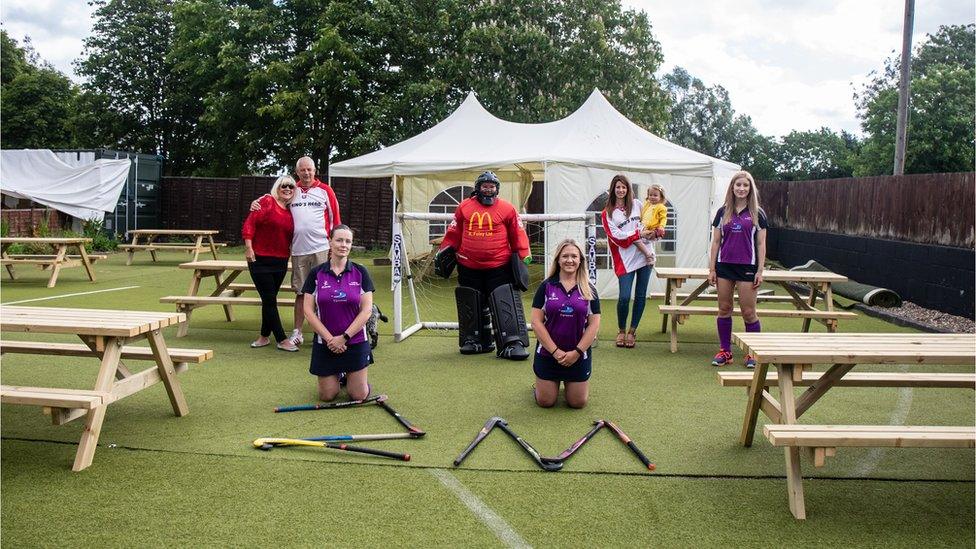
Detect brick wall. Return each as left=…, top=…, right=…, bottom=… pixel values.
left=0, top=209, right=66, bottom=236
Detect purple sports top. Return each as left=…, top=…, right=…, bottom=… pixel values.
left=712, top=206, right=768, bottom=265
left=531, top=277, right=601, bottom=358
left=301, top=261, right=375, bottom=345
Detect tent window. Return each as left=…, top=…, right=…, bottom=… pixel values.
left=585, top=192, right=677, bottom=270
left=428, top=185, right=474, bottom=240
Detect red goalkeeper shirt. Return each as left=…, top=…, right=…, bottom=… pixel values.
left=439, top=197, right=529, bottom=269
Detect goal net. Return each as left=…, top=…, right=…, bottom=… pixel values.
left=390, top=212, right=596, bottom=341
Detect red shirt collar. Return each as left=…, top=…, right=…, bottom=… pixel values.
left=298, top=178, right=324, bottom=192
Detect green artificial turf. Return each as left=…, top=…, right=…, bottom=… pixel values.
left=2, top=248, right=973, bottom=547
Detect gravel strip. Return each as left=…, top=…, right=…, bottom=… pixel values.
left=858, top=301, right=975, bottom=334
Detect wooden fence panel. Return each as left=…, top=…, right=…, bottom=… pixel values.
left=160, top=175, right=393, bottom=248
left=758, top=173, right=974, bottom=248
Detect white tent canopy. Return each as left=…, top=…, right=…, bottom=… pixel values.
left=331, top=89, right=740, bottom=297
left=0, top=149, right=131, bottom=222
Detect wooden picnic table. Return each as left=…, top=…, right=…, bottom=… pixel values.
left=0, top=237, right=104, bottom=288
left=731, top=332, right=976, bottom=519
left=0, top=306, right=213, bottom=471
left=160, top=260, right=292, bottom=337
left=120, top=229, right=225, bottom=265
left=655, top=267, right=857, bottom=352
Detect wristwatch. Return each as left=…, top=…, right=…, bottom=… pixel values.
left=341, top=332, right=351, bottom=341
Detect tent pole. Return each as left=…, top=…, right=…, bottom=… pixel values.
left=133, top=154, right=139, bottom=231
left=391, top=175, right=403, bottom=340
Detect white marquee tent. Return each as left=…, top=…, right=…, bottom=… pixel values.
left=330, top=89, right=740, bottom=297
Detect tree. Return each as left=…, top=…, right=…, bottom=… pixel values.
left=661, top=66, right=778, bottom=179
left=853, top=24, right=975, bottom=176
left=777, top=128, right=857, bottom=180
left=75, top=0, right=174, bottom=156
left=0, top=32, right=79, bottom=149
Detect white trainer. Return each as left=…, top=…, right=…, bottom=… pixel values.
left=289, top=329, right=304, bottom=346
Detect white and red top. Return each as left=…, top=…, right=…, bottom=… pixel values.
left=289, top=179, right=342, bottom=256
left=241, top=194, right=293, bottom=258
left=601, top=199, right=652, bottom=276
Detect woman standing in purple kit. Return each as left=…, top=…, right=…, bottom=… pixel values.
left=530, top=239, right=601, bottom=409
left=301, top=225, right=375, bottom=401
left=707, top=171, right=767, bottom=369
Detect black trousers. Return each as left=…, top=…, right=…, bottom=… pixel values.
left=457, top=264, right=514, bottom=298
left=248, top=256, right=288, bottom=342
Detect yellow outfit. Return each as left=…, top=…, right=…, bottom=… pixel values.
left=640, top=202, right=668, bottom=233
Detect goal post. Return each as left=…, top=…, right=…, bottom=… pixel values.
left=390, top=212, right=596, bottom=342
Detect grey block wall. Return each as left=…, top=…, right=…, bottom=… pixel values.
left=767, top=228, right=975, bottom=319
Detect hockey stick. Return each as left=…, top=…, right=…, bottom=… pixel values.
left=497, top=421, right=563, bottom=472
left=604, top=420, right=655, bottom=471
left=453, top=416, right=504, bottom=466
left=541, top=420, right=606, bottom=464
left=376, top=395, right=426, bottom=437
left=273, top=394, right=383, bottom=413
left=252, top=438, right=410, bottom=461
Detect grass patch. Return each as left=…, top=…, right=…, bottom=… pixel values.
left=2, top=248, right=973, bottom=546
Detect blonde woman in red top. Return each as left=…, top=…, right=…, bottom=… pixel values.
left=242, top=176, right=297, bottom=351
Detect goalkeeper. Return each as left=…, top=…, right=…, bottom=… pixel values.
left=434, top=171, right=532, bottom=360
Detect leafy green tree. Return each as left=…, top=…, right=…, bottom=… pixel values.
left=0, top=32, right=79, bottom=149
left=1, top=31, right=31, bottom=85
left=853, top=24, right=975, bottom=175
left=75, top=0, right=174, bottom=156
left=661, top=66, right=778, bottom=179
left=777, top=128, right=857, bottom=180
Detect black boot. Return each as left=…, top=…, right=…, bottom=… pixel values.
left=498, top=342, right=529, bottom=361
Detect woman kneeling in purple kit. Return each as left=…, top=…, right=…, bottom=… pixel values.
left=302, top=225, right=375, bottom=401
left=530, top=239, right=601, bottom=408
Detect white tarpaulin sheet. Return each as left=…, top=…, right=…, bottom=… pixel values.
left=0, top=149, right=130, bottom=221
left=331, top=90, right=740, bottom=297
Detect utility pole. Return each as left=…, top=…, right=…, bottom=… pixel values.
left=893, top=0, right=915, bottom=175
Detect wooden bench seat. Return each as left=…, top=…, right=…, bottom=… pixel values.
left=119, top=243, right=227, bottom=251
left=650, top=291, right=795, bottom=303
left=764, top=424, right=976, bottom=451
left=0, top=254, right=108, bottom=265
left=659, top=305, right=858, bottom=321
left=718, top=370, right=976, bottom=389
left=160, top=295, right=293, bottom=307
left=0, top=341, right=213, bottom=364
left=0, top=385, right=110, bottom=409
left=227, top=283, right=297, bottom=293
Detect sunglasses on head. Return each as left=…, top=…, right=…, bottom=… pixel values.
left=279, top=184, right=295, bottom=189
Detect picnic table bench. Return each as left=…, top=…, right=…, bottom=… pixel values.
left=160, top=260, right=292, bottom=337
left=728, top=332, right=976, bottom=519
left=0, top=237, right=106, bottom=287
left=655, top=267, right=858, bottom=352
left=119, top=229, right=225, bottom=265
left=0, top=306, right=213, bottom=471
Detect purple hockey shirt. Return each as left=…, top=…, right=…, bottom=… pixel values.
left=302, top=261, right=375, bottom=345
left=531, top=277, right=600, bottom=357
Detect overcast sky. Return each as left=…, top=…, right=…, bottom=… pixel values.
left=2, top=0, right=973, bottom=137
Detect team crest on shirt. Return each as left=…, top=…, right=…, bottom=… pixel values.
left=332, top=290, right=347, bottom=300
left=559, top=304, right=574, bottom=315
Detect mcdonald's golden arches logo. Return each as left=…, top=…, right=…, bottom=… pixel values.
left=468, top=211, right=494, bottom=232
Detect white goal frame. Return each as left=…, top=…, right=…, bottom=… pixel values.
left=391, top=211, right=597, bottom=342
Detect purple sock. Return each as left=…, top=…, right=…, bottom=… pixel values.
left=717, top=317, right=733, bottom=351
left=745, top=319, right=761, bottom=333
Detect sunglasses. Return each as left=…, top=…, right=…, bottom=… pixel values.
left=279, top=184, right=296, bottom=190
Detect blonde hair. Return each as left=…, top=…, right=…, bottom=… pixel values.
left=646, top=184, right=666, bottom=203
left=547, top=239, right=593, bottom=300
left=603, top=174, right=634, bottom=215
left=271, top=175, right=296, bottom=201
left=721, top=171, right=761, bottom=226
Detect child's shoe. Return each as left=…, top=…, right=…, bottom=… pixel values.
left=711, top=349, right=733, bottom=367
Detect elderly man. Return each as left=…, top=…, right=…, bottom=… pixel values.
left=435, top=171, right=532, bottom=361
left=252, top=156, right=341, bottom=347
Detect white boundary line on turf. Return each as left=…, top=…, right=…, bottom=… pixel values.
left=429, top=469, right=532, bottom=549
left=850, top=381, right=914, bottom=478
left=3, top=286, right=141, bottom=305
